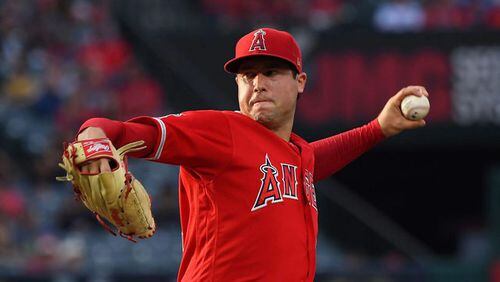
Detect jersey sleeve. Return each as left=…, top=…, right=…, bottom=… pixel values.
left=311, top=119, right=386, bottom=182
left=130, top=110, right=234, bottom=178
left=79, top=117, right=158, bottom=158
left=80, top=110, right=233, bottom=178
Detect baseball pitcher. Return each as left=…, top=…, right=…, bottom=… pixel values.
left=58, top=27, right=428, bottom=281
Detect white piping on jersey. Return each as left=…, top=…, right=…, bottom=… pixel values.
left=152, top=117, right=166, bottom=160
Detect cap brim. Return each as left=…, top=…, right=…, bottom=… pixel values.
left=224, top=53, right=300, bottom=74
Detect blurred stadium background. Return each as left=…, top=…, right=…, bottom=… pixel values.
left=0, top=0, right=500, bottom=281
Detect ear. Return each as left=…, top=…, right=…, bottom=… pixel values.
left=297, top=72, right=307, bottom=94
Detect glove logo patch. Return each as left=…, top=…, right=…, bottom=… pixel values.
left=83, top=140, right=113, bottom=158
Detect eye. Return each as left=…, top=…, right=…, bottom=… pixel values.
left=243, top=72, right=256, bottom=80
left=264, top=70, right=278, bottom=77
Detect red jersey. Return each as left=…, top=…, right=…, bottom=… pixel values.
left=80, top=110, right=385, bottom=282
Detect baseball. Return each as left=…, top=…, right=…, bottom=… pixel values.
left=401, top=95, right=430, bottom=121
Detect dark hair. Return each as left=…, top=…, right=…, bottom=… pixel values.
left=285, top=61, right=299, bottom=77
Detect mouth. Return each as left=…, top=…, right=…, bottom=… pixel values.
left=250, top=99, right=273, bottom=106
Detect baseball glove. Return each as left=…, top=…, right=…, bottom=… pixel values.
left=56, top=138, right=156, bottom=242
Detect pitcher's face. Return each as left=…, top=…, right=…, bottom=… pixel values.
left=236, top=57, right=306, bottom=130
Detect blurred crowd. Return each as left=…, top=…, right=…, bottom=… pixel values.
left=0, top=0, right=175, bottom=276
left=0, top=0, right=498, bottom=278
left=201, top=0, right=500, bottom=32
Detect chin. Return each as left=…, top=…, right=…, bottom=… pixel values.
left=252, top=110, right=270, bottom=122
left=253, top=112, right=278, bottom=129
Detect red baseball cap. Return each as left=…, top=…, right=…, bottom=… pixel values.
left=224, top=28, right=302, bottom=74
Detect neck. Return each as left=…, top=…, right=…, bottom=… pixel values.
left=239, top=110, right=295, bottom=142
left=271, top=119, right=293, bottom=142
left=263, top=111, right=295, bottom=142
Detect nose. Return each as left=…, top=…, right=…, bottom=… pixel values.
left=252, top=73, right=267, bottom=93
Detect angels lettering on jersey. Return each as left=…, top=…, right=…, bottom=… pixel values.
left=252, top=154, right=317, bottom=211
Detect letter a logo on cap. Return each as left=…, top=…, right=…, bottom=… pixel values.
left=249, top=29, right=266, bottom=51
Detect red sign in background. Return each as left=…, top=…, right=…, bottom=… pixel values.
left=298, top=50, right=451, bottom=125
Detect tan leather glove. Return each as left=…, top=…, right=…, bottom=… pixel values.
left=57, top=138, right=156, bottom=242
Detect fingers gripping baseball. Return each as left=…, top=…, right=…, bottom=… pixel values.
left=377, top=86, right=429, bottom=137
